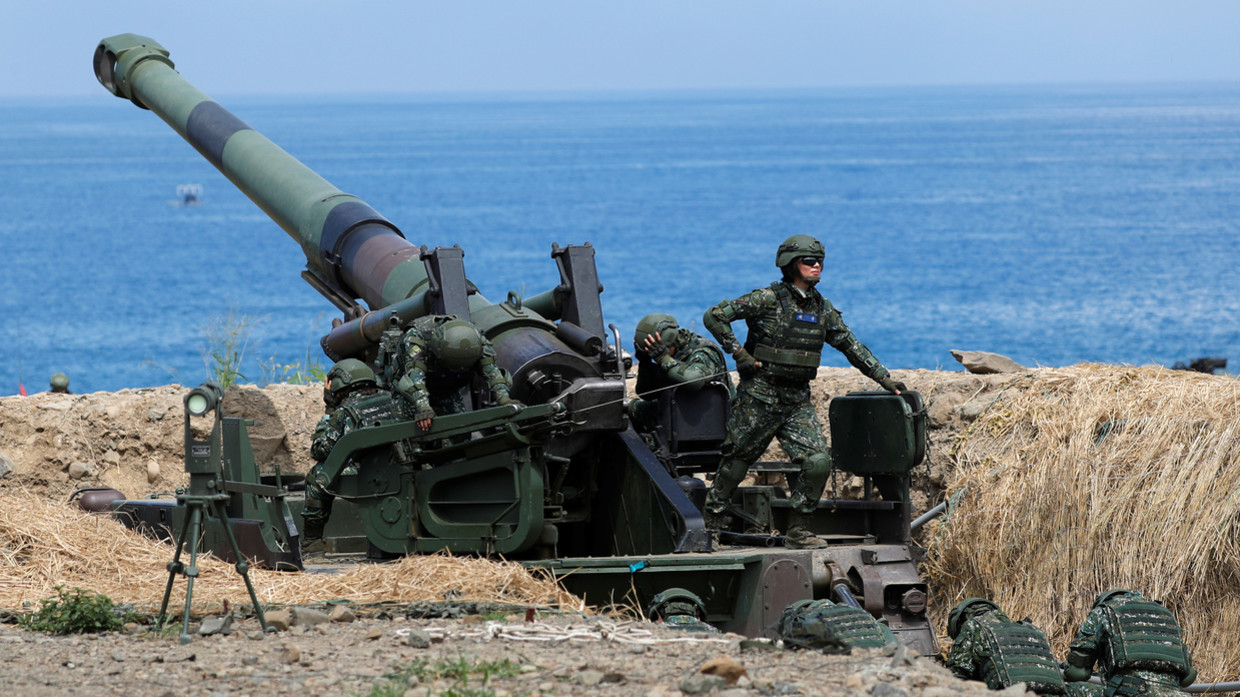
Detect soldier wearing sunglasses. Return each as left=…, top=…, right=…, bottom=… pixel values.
left=701, top=234, right=902, bottom=549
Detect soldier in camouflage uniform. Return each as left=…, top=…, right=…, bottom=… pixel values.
left=628, top=312, right=733, bottom=432
left=303, top=358, right=395, bottom=553
left=392, top=315, right=515, bottom=430
left=1064, top=590, right=1196, bottom=697
left=778, top=599, right=896, bottom=653
left=945, top=598, right=1066, bottom=695
left=701, top=234, right=901, bottom=549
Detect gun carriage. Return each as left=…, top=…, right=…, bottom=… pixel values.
left=93, top=33, right=935, bottom=652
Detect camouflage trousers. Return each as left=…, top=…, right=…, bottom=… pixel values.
left=705, top=376, right=832, bottom=515
left=304, top=463, right=333, bottom=518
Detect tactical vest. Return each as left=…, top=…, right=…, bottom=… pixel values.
left=1103, top=602, right=1191, bottom=677
left=747, top=282, right=832, bottom=382
left=978, top=622, right=1066, bottom=694
left=780, top=602, right=895, bottom=650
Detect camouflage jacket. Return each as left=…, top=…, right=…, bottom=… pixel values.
left=703, top=280, right=893, bottom=388
left=635, top=329, right=734, bottom=399
left=395, top=315, right=511, bottom=419
left=947, top=610, right=1065, bottom=694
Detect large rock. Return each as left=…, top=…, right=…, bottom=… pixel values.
left=950, top=350, right=1026, bottom=375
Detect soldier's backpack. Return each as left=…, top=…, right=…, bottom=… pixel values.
left=1101, top=601, right=1192, bottom=679
left=778, top=600, right=895, bottom=652
left=978, top=622, right=1066, bottom=695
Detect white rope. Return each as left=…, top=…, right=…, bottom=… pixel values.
left=395, top=619, right=735, bottom=646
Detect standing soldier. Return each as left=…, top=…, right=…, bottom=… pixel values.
left=701, top=234, right=901, bottom=549
left=628, top=312, right=733, bottom=431
left=392, top=315, right=515, bottom=430
left=303, top=358, right=394, bottom=553
left=945, top=598, right=1066, bottom=695
left=1064, top=590, right=1196, bottom=697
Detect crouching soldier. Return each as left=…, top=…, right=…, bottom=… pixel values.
left=1064, top=590, right=1196, bottom=697
left=778, top=599, right=896, bottom=653
left=628, top=312, right=732, bottom=432
left=303, top=359, right=395, bottom=553
left=946, top=598, right=1066, bottom=695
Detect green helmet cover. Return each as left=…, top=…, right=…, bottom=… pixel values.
left=326, top=358, right=376, bottom=398
left=1094, top=589, right=1143, bottom=608
left=434, top=319, right=484, bottom=372
left=647, top=587, right=706, bottom=620
left=947, top=597, right=1001, bottom=639
left=50, top=373, right=70, bottom=389
left=775, top=234, right=825, bottom=268
left=633, top=313, right=680, bottom=357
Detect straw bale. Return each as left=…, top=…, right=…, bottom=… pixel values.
left=925, top=364, right=1240, bottom=679
left=0, top=491, right=583, bottom=615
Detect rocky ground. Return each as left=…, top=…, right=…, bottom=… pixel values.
left=0, top=611, right=1004, bottom=697
left=0, top=367, right=1017, bottom=696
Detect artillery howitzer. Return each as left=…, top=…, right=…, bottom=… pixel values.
left=93, top=33, right=936, bottom=652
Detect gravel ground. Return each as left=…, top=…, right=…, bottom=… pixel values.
left=0, top=612, right=1004, bottom=697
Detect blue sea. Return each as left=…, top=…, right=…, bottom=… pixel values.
left=1, top=84, right=1238, bottom=395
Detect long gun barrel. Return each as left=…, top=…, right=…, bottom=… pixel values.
left=94, top=34, right=616, bottom=408
left=95, top=34, right=417, bottom=316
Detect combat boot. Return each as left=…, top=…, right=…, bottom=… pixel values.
left=702, top=509, right=732, bottom=547
left=301, top=510, right=328, bottom=556
left=784, top=510, right=827, bottom=550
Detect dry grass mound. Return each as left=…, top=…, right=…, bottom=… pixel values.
left=0, top=491, right=583, bottom=615
left=924, top=364, right=1240, bottom=680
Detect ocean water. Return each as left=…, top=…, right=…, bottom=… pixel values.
left=1, top=84, right=1238, bottom=395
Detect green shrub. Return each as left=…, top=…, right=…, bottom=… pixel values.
left=359, top=656, right=523, bottom=697
left=21, top=586, right=127, bottom=635
left=258, top=350, right=327, bottom=386
left=201, top=305, right=256, bottom=388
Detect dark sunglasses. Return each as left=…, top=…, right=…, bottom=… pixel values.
left=797, top=257, right=824, bottom=267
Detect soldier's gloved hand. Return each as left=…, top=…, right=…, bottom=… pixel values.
left=414, top=409, right=435, bottom=431
left=733, top=349, right=759, bottom=379
left=640, top=333, right=668, bottom=361
left=1180, top=668, right=1197, bottom=687
left=1062, top=665, right=1092, bottom=683
left=877, top=375, right=902, bottom=394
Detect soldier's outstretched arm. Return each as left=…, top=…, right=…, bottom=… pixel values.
left=395, top=331, right=435, bottom=424
left=824, top=315, right=898, bottom=393
left=477, top=342, right=515, bottom=405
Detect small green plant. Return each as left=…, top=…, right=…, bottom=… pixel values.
left=21, top=586, right=128, bottom=635
left=359, top=656, right=523, bottom=697
left=200, top=305, right=259, bottom=388
left=258, top=349, right=327, bottom=386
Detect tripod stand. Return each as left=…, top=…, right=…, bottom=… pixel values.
left=156, top=383, right=271, bottom=644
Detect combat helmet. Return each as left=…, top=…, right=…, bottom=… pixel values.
left=633, top=313, right=681, bottom=357
left=1093, top=589, right=1144, bottom=608
left=775, top=234, right=825, bottom=268
left=646, top=587, right=707, bottom=621
left=49, top=373, right=70, bottom=392
left=325, top=358, right=377, bottom=403
left=947, top=597, right=1002, bottom=638
left=434, top=319, right=484, bottom=372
